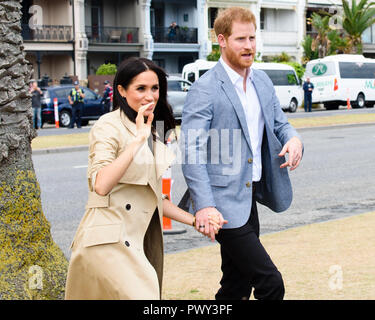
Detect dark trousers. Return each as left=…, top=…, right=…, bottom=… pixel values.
left=71, top=102, right=83, bottom=128
left=215, top=195, right=285, bottom=300
left=304, top=94, right=312, bottom=112
left=103, top=101, right=111, bottom=114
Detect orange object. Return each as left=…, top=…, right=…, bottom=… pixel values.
left=161, top=137, right=186, bottom=235
left=346, top=88, right=351, bottom=109
left=347, top=97, right=351, bottom=109
left=162, top=175, right=172, bottom=230
left=334, top=78, right=338, bottom=91
left=53, top=98, right=59, bottom=128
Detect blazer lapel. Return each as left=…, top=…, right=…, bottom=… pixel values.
left=215, top=63, right=253, bottom=153
left=251, top=71, right=273, bottom=133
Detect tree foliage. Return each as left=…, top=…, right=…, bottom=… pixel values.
left=96, top=63, right=117, bottom=75
left=342, top=0, right=375, bottom=53
left=301, top=0, right=375, bottom=63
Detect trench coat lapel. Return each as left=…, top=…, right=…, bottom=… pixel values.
left=153, top=139, right=176, bottom=180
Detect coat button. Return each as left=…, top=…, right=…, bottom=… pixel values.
left=248, top=158, right=253, bottom=163
left=246, top=182, right=251, bottom=188
left=125, top=204, right=131, bottom=210
left=125, top=241, right=130, bottom=247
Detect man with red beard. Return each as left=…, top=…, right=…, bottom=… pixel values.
left=181, top=7, right=303, bottom=300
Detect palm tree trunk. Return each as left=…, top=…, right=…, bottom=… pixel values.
left=0, top=0, right=68, bottom=299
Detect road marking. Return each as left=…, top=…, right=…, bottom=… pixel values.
left=73, top=165, right=88, bottom=169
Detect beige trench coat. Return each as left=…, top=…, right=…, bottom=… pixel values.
left=65, top=109, right=175, bottom=300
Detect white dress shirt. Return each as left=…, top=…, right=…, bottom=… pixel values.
left=219, top=57, right=265, bottom=182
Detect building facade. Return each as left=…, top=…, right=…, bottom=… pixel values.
left=21, top=0, right=375, bottom=83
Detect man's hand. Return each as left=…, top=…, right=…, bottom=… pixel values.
left=195, top=207, right=227, bottom=241
left=279, top=136, right=303, bottom=171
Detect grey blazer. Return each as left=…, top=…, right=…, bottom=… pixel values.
left=180, top=61, right=302, bottom=229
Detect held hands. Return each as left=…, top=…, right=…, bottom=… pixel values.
left=195, top=207, right=228, bottom=241
left=279, top=136, right=303, bottom=171
left=135, top=102, right=154, bottom=142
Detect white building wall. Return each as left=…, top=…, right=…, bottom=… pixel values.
left=260, top=0, right=305, bottom=61
left=74, top=0, right=88, bottom=81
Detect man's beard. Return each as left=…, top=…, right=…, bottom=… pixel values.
left=226, top=47, right=254, bottom=70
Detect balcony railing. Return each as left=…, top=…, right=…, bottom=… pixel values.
left=306, top=30, right=318, bottom=39
left=85, top=26, right=139, bottom=44
left=22, top=24, right=73, bottom=41
left=151, top=26, right=197, bottom=43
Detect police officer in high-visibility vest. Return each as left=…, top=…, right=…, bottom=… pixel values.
left=68, top=80, right=85, bottom=128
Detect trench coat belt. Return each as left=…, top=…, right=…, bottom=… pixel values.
left=86, top=191, right=110, bottom=208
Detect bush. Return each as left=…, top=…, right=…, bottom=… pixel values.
left=281, top=61, right=306, bottom=81
left=96, top=63, right=117, bottom=75
left=207, top=44, right=220, bottom=61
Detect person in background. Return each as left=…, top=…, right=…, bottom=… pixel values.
left=68, top=80, right=85, bottom=128
left=101, top=80, right=113, bottom=114
left=168, top=21, right=179, bottom=42
left=30, top=79, right=43, bottom=129
left=303, top=77, right=314, bottom=112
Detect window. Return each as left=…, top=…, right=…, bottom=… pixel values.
left=262, top=70, right=298, bottom=86
left=168, top=80, right=191, bottom=92
left=55, top=88, right=72, bottom=99
left=339, top=62, right=375, bottom=79
left=187, top=72, right=195, bottom=83
left=260, top=8, right=265, bottom=30
left=84, top=89, right=96, bottom=100
left=199, top=69, right=209, bottom=77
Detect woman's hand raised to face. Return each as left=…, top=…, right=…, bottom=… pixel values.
left=135, top=102, right=155, bottom=142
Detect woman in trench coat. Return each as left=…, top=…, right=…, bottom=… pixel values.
left=65, top=57, right=226, bottom=300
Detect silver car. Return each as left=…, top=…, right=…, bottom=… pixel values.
left=167, top=76, right=192, bottom=121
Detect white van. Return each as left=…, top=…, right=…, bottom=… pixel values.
left=182, top=60, right=302, bottom=112
left=182, top=59, right=217, bottom=84
left=304, top=54, right=375, bottom=110
left=252, top=62, right=303, bottom=112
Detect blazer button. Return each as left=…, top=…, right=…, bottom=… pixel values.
left=248, top=158, right=253, bottom=164
left=125, top=241, right=130, bottom=247
left=246, top=182, right=251, bottom=188
left=125, top=204, right=131, bottom=210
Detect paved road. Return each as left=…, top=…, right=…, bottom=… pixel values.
left=32, top=123, right=375, bottom=259
left=35, top=106, right=375, bottom=137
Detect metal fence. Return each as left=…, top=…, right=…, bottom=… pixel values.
left=151, top=26, right=197, bottom=43
left=85, top=26, right=139, bottom=44
left=22, top=24, right=73, bottom=41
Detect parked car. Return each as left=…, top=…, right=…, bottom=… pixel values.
left=41, top=85, right=104, bottom=127
left=167, top=76, right=192, bottom=121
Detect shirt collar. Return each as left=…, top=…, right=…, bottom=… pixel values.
left=219, top=57, right=253, bottom=85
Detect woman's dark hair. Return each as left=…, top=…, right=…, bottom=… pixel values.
left=112, top=57, right=176, bottom=143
